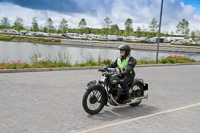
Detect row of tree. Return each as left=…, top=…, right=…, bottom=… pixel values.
left=0, top=16, right=199, bottom=39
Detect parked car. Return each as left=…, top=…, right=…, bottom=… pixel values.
left=107, top=35, right=118, bottom=41
left=171, top=40, right=183, bottom=45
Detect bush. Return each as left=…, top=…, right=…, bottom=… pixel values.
left=160, top=58, right=168, bottom=64
left=22, top=63, right=31, bottom=68
left=0, top=35, right=15, bottom=41
left=102, top=59, right=112, bottom=65
left=139, top=57, right=153, bottom=64
left=160, top=55, right=196, bottom=64
left=0, top=54, right=198, bottom=69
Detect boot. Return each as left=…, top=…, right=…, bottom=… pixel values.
left=123, top=91, right=132, bottom=104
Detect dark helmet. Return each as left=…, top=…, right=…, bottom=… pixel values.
left=118, top=44, right=131, bottom=56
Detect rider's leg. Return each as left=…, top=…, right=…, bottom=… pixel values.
left=120, top=76, right=132, bottom=103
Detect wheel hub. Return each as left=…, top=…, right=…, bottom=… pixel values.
left=89, top=95, right=98, bottom=104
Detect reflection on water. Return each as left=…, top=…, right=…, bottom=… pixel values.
left=0, top=41, right=200, bottom=64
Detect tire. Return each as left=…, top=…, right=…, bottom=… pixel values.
left=129, top=82, right=144, bottom=107
left=82, top=86, right=106, bottom=115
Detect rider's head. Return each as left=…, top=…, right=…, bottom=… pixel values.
left=118, top=44, right=131, bottom=58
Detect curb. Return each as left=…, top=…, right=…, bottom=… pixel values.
left=61, top=39, right=200, bottom=53
left=0, top=63, right=200, bottom=73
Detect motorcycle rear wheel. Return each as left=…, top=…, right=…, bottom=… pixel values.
left=82, top=87, right=105, bottom=115
left=129, top=82, right=144, bottom=106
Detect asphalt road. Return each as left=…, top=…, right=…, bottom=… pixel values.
left=0, top=65, right=200, bottom=133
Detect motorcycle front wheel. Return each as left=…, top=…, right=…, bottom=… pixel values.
left=82, top=86, right=106, bottom=115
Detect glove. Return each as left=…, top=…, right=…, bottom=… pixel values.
left=115, top=73, right=122, bottom=77
left=120, top=71, right=127, bottom=77
left=104, top=67, right=108, bottom=71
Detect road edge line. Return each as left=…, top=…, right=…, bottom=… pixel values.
left=76, top=103, right=200, bottom=133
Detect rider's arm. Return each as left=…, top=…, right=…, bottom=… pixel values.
left=107, top=59, right=118, bottom=68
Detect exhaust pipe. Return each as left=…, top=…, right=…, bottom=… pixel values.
left=128, top=95, right=148, bottom=104
left=110, top=94, right=148, bottom=106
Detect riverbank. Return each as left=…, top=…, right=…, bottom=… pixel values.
left=1, top=34, right=200, bottom=53
left=0, top=34, right=61, bottom=45
left=1, top=63, right=200, bottom=73
left=0, top=54, right=199, bottom=72
left=61, top=39, right=200, bottom=53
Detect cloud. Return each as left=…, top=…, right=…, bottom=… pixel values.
left=0, top=0, right=199, bottom=33
left=0, top=0, right=80, bottom=13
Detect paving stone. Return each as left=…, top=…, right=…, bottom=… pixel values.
left=0, top=65, right=200, bottom=133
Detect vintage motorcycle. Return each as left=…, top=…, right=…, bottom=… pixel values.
left=82, top=68, right=148, bottom=115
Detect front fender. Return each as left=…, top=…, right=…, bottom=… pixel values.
left=86, top=84, right=108, bottom=105
left=86, top=84, right=105, bottom=91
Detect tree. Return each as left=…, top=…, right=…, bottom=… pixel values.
left=146, top=32, right=151, bottom=38
left=59, top=18, right=68, bottom=34
left=125, top=18, right=132, bottom=29
left=191, top=31, right=195, bottom=40
left=118, top=30, right=123, bottom=36
left=191, top=30, right=200, bottom=41
left=165, top=31, right=169, bottom=37
left=136, top=26, right=142, bottom=37
left=31, top=17, right=39, bottom=32
left=170, top=31, right=174, bottom=37
left=176, top=18, right=190, bottom=37
left=102, top=17, right=112, bottom=35
left=84, top=27, right=90, bottom=34
left=141, top=27, right=147, bottom=37
left=196, top=31, right=200, bottom=41
left=79, top=18, right=86, bottom=29
left=79, top=18, right=86, bottom=34
left=0, top=17, right=10, bottom=29
left=149, top=18, right=158, bottom=36
left=110, top=24, right=119, bottom=35
left=43, top=27, right=48, bottom=33
left=124, top=18, right=133, bottom=37
left=14, top=17, right=23, bottom=31
left=46, top=18, right=54, bottom=33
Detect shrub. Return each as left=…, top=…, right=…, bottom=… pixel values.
left=102, top=59, right=112, bottom=66
left=139, top=57, right=152, bottom=64
left=160, top=55, right=197, bottom=64
left=0, top=54, right=198, bottom=69
left=0, top=35, right=15, bottom=41
left=160, top=58, right=168, bottom=64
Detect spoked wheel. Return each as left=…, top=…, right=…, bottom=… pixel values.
left=130, top=82, right=144, bottom=107
left=82, top=87, right=105, bottom=115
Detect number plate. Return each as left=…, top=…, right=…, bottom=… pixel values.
left=87, top=80, right=96, bottom=88
left=99, top=76, right=106, bottom=82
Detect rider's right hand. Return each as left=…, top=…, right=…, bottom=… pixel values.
left=104, top=67, right=108, bottom=71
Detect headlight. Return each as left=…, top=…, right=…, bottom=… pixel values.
left=109, top=75, right=120, bottom=85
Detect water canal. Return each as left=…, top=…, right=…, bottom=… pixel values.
left=0, top=41, right=200, bottom=64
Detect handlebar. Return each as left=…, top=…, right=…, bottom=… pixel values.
left=98, top=67, right=117, bottom=72
left=98, top=68, right=106, bottom=72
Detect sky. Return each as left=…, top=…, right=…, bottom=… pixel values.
left=0, top=0, right=200, bottom=34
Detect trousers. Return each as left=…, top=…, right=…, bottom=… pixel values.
left=120, top=75, right=133, bottom=99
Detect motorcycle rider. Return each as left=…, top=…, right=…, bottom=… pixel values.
left=106, top=44, right=137, bottom=103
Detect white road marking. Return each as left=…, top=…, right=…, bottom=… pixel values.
left=77, top=103, right=200, bottom=133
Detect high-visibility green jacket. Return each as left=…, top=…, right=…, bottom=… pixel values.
left=117, top=56, right=133, bottom=73
left=108, top=55, right=137, bottom=77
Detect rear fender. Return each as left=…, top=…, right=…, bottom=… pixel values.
left=132, top=79, right=148, bottom=91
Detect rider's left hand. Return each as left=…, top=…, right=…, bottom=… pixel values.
left=120, top=71, right=126, bottom=77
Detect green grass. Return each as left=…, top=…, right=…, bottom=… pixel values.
left=0, top=34, right=15, bottom=41
left=0, top=34, right=61, bottom=44
left=0, top=55, right=199, bottom=69
left=171, top=43, right=200, bottom=47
